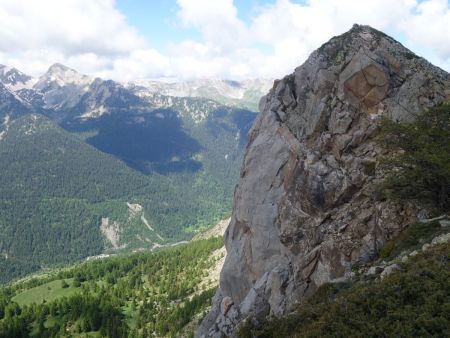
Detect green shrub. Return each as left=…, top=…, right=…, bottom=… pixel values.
left=378, top=240, right=395, bottom=259
left=239, top=242, right=450, bottom=338
left=377, top=104, right=450, bottom=213
left=379, top=221, right=443, bottom=260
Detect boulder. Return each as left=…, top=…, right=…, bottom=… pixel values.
left=380, top=264, right=401, bottom=279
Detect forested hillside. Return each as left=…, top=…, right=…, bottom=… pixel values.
left=0, top=237, right=223, bottom=337
left=0, top=114, right=153, bottom=282
left=0, top=108, right=250, bottom=283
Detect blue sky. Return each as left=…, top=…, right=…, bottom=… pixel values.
left=116, top=0, right=198, bottom=50
left=115, top=0, right=282, bottom=50
left=0, top=0, right=449, bottom=81
left=115, top=1, right=322, bottom=48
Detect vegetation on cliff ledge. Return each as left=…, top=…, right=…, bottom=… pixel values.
left=378, top=103, right=450, bottom=213
left=239, top=241, right=449, bottom=338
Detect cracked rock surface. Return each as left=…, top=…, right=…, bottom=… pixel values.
left=196, top=24, right=450, bottom=338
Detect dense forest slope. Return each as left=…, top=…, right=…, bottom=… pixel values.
left=198, top=24, right=450, bottom=337
left=0, top=237, right=224, bottom=337
left=0, top=114, right=158, bottom=282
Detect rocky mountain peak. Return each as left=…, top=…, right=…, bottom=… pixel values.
left=37, top=63, right=93, bottom=89
left=32, top=63, right=94, bottom=112
left=0, top=65, right=35, bottom=90
left=47, top=62, right=70, bottom=72
left=197, top=25, right=450, bottom=337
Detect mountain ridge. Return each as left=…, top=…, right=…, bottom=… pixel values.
left=0, top=63, right=271, bottom=114
left=127, top=78, right=273, bottom=111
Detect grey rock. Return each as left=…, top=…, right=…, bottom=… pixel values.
left=366, top=266, right=384, bottom=275
left=422, top=243, right=431, bottom=251
left=439, top=220, right=450, bottom=228
left=195, top=290, right=223, bottom=338
left=197, top=24, right=449, bottom=337
left=220, top=296, right=234, bottom=316
left=380, top=264, right=401, bottom=279
left=431, top=233, right=450, bottom=245
left=409, top=250, right=419, bottom=257
left=417, top=209, right=429, bottom=220
left=419, top=214, right=450, bottom=225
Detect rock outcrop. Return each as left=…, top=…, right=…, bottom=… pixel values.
left=197, top=24, right=450, bottom=337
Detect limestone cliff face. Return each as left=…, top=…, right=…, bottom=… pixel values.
left=197, top=25, right=450, bottom=337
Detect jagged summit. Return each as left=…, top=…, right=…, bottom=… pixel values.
left=315, top=24, right=408, bottom=57
left=47, top=62, right=72, bottom=72
left=32, top=62, right=94, bottom=111
left=197, top=25, right=450, bottom=337
left=0, top=65, right=35, bottom=90
left=37, top=62, right=93, bottom=89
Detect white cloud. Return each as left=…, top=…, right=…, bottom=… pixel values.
left=0, top=0, right=145, bottom=77
left=0, top=0, right=145, bottom=54
left=400, top=0, right=450, bottom=59
left=0, top=0, right=448, bottom=81
left=176, top=0, right=248, bottom=53
left=170, top=0, right=450, bottom=80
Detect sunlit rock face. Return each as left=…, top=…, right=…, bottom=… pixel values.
left=197, top=24, right=450, bottom=337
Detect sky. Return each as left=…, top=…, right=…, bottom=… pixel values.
left=0, top=0, right=449, bottom=82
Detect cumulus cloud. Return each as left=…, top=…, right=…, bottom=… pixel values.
left=399, top=0, right=450, bottom=59
left=0, top=0, right=146, bottom=75
left=170, top=0, right=450, bottom=80
left=0, top=0, right=448, bottom=81
left=176, top=0, right=248, bottom=53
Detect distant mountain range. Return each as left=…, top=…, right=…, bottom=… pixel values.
left=0, top=63, right=272, bottom=283
left=127, top=78, right=272, bottom=111
left=0, top=63, right=272, bottom=117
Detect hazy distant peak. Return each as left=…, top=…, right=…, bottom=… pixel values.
left=40, top=63, right=93, bottom=88
left=127, top=78, right=273, bottom=111
left=47, top=62, right=72, bottom=72
left=0, top=65, right=36, bottom=91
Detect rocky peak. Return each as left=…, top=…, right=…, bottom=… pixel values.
left=36, top=63, right=93, bottom=89
left=0, top=65, right=35, bottom=91
left=197, top=25, right=449, bottom=337
left=33, top=63, right=94, bottom=112
left=47, top=62, right=70, bottom=72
